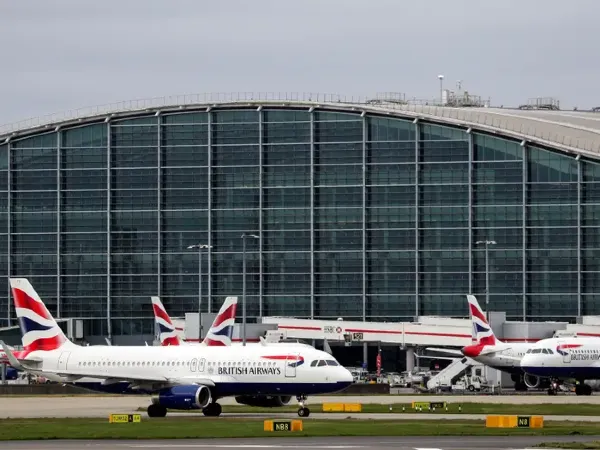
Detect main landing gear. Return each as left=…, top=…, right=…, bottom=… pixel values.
left=202, top=402, right=222, bottom=417
left=147, top=403, right=167, bottom=417
left=547, top=379, right=559, bottom=395
left=575, top=382, right=592, bottom=396
left=296, top=395, right=310, bottom=417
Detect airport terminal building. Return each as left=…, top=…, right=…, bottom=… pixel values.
left=1, top=93, right=599, bottom=341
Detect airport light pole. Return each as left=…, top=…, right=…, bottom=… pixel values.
left=438, top=74, right=444, bottom=105
left=187, top=243, right=211, bottom=341
left=475, top=240, right=496, bottom=320
left=241, top=233, right=259, bottom=346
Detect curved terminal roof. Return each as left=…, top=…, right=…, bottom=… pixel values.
left=1, top=93, right=600, bottom=159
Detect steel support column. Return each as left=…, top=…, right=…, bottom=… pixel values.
left=577, top=157, right=582, bottom=316
left=522, top=143, right=527, bottom=321
left=467, top=130, right=473, bottom=295
left=309, top=108, right=315, bottom=319
left=207, top=109, right=212, bottom=313
left=414, top=119, right=419, bottom=318
left=361, top=113, right=367, bottom=322
left=106, top=119, right=112, bottom=339
left=56, top=129, right=61, bottom=318
left=6, top=141, right=11, bottom=326
left=157, top=113, right=162, bottom=298
left=258, top=107, right=264, bottom=317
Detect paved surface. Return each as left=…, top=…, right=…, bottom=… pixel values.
left=2, top=394, right=600, bottom=418
left=2, top=436, right=600, bottom=450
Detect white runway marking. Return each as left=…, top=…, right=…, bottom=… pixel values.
left=122, top=445, right=366, bottom=449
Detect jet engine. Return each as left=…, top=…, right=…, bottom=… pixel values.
left=235, top=395, right=293, bottom=408
left=156, top=385, right=212, bottom=410
left=523, top=373, right=541, bottom=388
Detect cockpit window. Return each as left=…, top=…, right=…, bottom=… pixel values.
left=310, top=360, right=318, bottom=367
left=526, top=349, right=532, bottom=354
left=317, top=360, right=327, bottom=367
left=326, top=360, right=339, bottom=366
left=547, top=349, right=554, bottom=354
left=542, top=349, right=548, bottom=354
left=532, top=349, right=542, bottom=354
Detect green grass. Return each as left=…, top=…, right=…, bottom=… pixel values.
left=0, top=418, right=600, bottom=440
left=135, top=402, right=600, bottom=416
left=536, top=442, right=600, bottom=449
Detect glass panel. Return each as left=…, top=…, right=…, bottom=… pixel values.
left=315, top=143, right=362, bottom=164
left=162, top=112, right=209, bottom=125
left=61, top=212, right=106, bottom=232
left=582, top=272, right=600, bottom=294
left=314, top=164, right=362, bottom=186
left=473, top=205, right=522, bottom=227
left=527, top=205, right=578, bottom=227
left=314, top=186, right=362, bottom=207
left=263, top=109, right=310, bottom=122
left=161, top=146, right=208, bottom=167
left=212, top=188, right=259, bottom=209
left=419, top=140, right=468, bottom=162
left=162, top=189, right=208, bottom=210
left=315, top=252, right=362, bottom=272
left=212, top=110, right=258, bottom=123
left=61, top=190, right=106, bottom=211
left=161, top=231, right=208, bottom=252
left=161, top=125, right=208, bottom=146
left=162, top=210, right=208, bottom=232
left=111, top=254, right=158, bottom=273
left=314, top=120, right=362, bottom=143
left=61, top=233, right=107, bottom=253
left=161, top=253, right=200, bottom=274
left=111, top=125, right=157, bottom=146
left=61, top=298, right=106, bottom=317
left=0, top=145, right=8, bottom=170
left=419, top=272, right=469, bottom=293
left=111, top=146, right=157, bottom=168
left=12, top=147, right=57, bottom=170
left=528, top=146, right=578, bottom=182
left=527, top=272, right=577, bottom=293
left=527, top=295, right=578, bottom=316
left=473, top=161, right=523, bottom=183
left=212, top=145, right=259, bottom=166
left=473, top=249, right=523, bottom=272
left=263, top=296, right=311, bottom=317
left=62, top=124, right=108, bottom=147
left=263, top=121, right=311, bottom=144
left=367, top=229, right=415, bottom=250
left=419, top=228, right=468, bottom=249
left=263, top=188, right=309, bottom=208
left=366, top=141, right=415, bottom=164
left=61, top=275, right=107, bottom=296
left=366, top=116, right=414, bottom=141
left=264, top=273, right=312, bottom=294
left=527, top=227, right=578, bottom=249
left=61, top=169, right=106, bottom=190
left=473, top=183, right=522, bottom=205
left=367, top=164, right=414, bottom=185
left=262, top=252, right=311, bottom=271
left=60, top=254, right=107, bottom=275
left=12, top=170, right=57, bottom=191
left=12, top=191, right=57, bottom=211
left=420, top=163, right=468, bottom=184
left=111, top=211, right=158, bottom=232
left=263, top=144, right=310, bottom=165
left=368, top=185, right=414, bottom=207
left=12, top=133, right=56, bottom=148
left=111, top=168, right=157, bottom=189
left=367, top=207, right=414, bottom=229
left=314, top=207, right=361, bottom=229
left=367, top=272, right=415, bottom=294
left=111, top=190, right=158, bottom=210
left=582, top=183, right=600, bottom=203
left=527, top=249, right=577, bottom=271
left=212, top=231, right=259, bottom=252
left=213, top=166, right=259, bottom=188
left=583, top=204, right=600, bottom=226
left=212, top=123, right=259, bottom=145
left=367, top=295, right=414, bottom=317
left=61, top=148, right=107, bottom=169
left=583, top=295, right=600, bottom=315
left=473, top=133, right=522, bottom=161
left=527, top=183, right=577, bottom=204
left=420, top=206, right=468, bottom=228
left=583, top=160, right=600, bottom=182
left=314, top=229, right=361, bottom=251
left=263, top=231, right=310, bottom=251
left=367, top=251, right=414, bottom=272
left=263, top=208, right=308, bottom=230
left=110, top=275, right=158, bottom=295
left=419, top=250, right=468, bottom=272
left=113, top=117, right=157, bottom=125
left=111, top=232, right=158, bottom=253
left=582, top=227, right=600, bottom=248
left=11, top=212, right=57, bottom=233
left=263, top=165, right=309, bottom=187
left=419, top=184, right=467, bottom=206
left=315, top=296, right=362, bottom=318
left=315, top=274, right=362, bottom=294
left=583, top=249, right=600, bottom=271
left=12, top=254, right=57, bottom=275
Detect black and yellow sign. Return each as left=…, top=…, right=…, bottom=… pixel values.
left=517, top=416, right=530, bottom=427
left=412, top=401, right=447, bottom=410
left=109, top=414, right=141, bottom=423
left=263, top=420, right=303, bottom=432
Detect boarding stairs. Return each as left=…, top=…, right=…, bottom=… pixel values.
left=425, top=356, right=476, bottom=391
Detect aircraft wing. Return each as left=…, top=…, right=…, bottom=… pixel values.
left=426, top=347, right=464, bottom=356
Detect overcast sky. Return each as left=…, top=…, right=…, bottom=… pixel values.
left=0, top=0, right=598, bottom=125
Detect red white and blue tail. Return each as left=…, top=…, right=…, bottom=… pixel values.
left=466, top=294, right=498, bottom=346
left=201, top=296, right=237, bottom=347
left=151, top=296, right=182, bottom=347
left=10, top=278, right=74, bottom=352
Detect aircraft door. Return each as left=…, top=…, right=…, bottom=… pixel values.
left=563, top=351, right=571, bottom=364
left=285, top=354, right=298, bottom=378
left=57, top=352, right=71, bottom=371
left=198, top=358, right=206, bottom=373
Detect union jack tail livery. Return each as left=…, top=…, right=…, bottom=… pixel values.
left=151, top=296, right=182, bottom=346
left=202, top=296, right=237, bottom=347
left=467, top=294, right=498, bottom=346
left=10, top=278, right=74, bottom=352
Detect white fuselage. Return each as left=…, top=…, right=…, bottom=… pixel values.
left=464, top=342, right=533, bottom=372
left=521, top=338, right=600, bottom=380
left=22, top=342, right=353, bottom=397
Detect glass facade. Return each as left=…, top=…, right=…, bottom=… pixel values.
left=1, top=106, right=599, bottom=337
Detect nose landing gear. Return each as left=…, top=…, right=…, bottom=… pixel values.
left=296, top=395, right=310, bottom=417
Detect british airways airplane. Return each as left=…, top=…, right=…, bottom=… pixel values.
left=151, top=296, right=237, bottom=346
left=520, top=338, right=599, bottom=396
left=459, top=295, right=544, bottom=391
left=2, top=278, right=353, bottom=418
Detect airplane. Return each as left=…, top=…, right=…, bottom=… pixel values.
left=151, top=296, right=237, bottom=346
left=458, top=295, right=546, bottom=391
left=2, top=278, right=353, bottom=418
left=520, top=337, right=600, bottom=396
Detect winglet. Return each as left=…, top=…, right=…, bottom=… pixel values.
left=0, top=340, right=23, bottom=371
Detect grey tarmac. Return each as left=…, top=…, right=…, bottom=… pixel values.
left=2, top=394, right=600, bottom=419
left=2, top=436, right=600, bottom=450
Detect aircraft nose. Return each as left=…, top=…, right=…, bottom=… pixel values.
left=340, top=367, right=354, bottom=384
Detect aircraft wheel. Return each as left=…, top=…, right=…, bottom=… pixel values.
left=147, top=403, right=167, bottom=418
left=298, top=407, right=310, bottom=417
left=203, top=402, right=222, bottom=417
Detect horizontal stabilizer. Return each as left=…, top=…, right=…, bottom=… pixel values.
left=426, top=347, right=464, bottom=356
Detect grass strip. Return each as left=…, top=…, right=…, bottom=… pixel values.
left=0, top=418, right=599, bottom=440
left=135, top=402, right=600, bottom=416
left=536, top=442, right=600, bottom=449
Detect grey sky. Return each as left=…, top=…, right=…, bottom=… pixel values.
left=1, top=0, right=598, bottom=125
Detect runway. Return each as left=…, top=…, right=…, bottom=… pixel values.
left=2, top=394, right=600, bottom=419
left=3, top=436, right=600, bottom=450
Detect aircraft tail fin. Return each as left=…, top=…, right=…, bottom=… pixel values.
left=9, top=278, right=75, bottom=352
left=201, top=296, right=238, bottom=347
left=151, top=296, right=182, bottom=346
left=466, top=294, right=498, bottom=346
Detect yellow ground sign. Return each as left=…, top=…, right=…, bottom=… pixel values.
left=486, top=415, right=544, bottom=428
left=109, top=414, right=141, bottom=423
left=322, top=403, right=362, bottom=412
left=263, top=420, right=303, bottom=432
